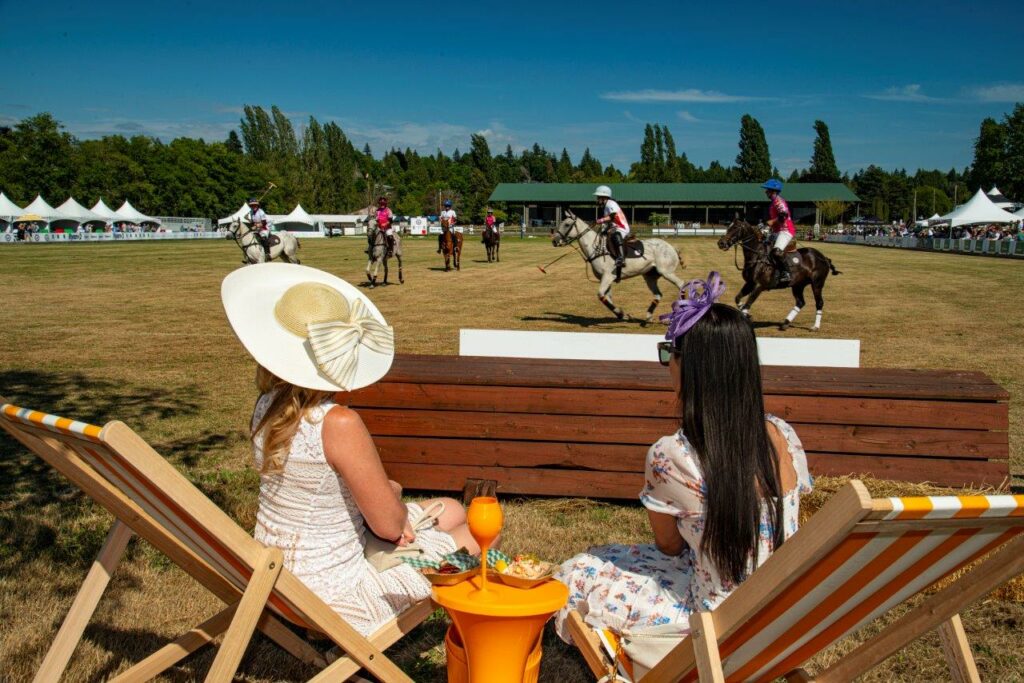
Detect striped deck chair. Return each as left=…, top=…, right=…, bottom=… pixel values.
left=567, top=479, right=1024, bottom=682
left=0, top=399, right=430, bottom=683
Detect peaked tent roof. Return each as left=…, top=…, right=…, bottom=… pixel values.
left=56, top=197, right=106, bottom=223
left=940, top=189, right=1018, bottom=227
left=90, top=199, right=119, bottom=221
left=22, top=195, right=70, bottom=222
left=0, top=193, right=23, bottom=221
left=986, top=186, right=1013, bottom=208
left=218, top=202, right=252, bottom=225
left=115, top=200, right=161, bottom=225
left=278, top=203, right=315, bottom=226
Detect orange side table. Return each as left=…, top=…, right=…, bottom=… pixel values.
left=433, top=575, right=568, bottom=683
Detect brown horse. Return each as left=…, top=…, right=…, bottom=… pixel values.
left=718, top=219, right=841, bottom=330
left=483, top=226, right=500, bottom=262
left=442, top=226, right=463, bottom=271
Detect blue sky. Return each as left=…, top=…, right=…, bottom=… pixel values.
left=2, top=0, right=1022, bottom=175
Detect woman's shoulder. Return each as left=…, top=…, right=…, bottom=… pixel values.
left=648, top=430, right=702, bottom=477
left=765, top=414, right=813, bottom=493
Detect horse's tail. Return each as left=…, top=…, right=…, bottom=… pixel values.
left=676, top=248, right=686, bottom=269
left=826, top=256, right=840, bottom=275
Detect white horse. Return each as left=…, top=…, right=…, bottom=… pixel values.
left=365, top=224, right=404, bottom=288
left=225, top=218, right=301, bottom=264
left=552, top=211, right=686, bottom=323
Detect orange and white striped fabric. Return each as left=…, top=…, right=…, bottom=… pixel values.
left=0, top=401, right=310, bottom=627
left=672, top=493, right=1024, bottom=682
left=2, top=403, right=102, bottom=442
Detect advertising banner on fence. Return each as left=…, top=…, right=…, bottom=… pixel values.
left=2, top=231, right=226, bottom=244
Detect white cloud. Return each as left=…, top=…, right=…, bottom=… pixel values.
left=864, top=84, right=940, bottom=103
left=601, top=88, right=758, bottom=103
left=676, top=110, right=700, bottom=123
left=965, top=83, right=1024, bottom=102
left=64, top=117, right=236, bottom=141
left=330, top=118, right=519, bottom=155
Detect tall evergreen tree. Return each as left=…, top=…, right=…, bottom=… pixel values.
left=661, top=126, right=682, bottom=182
left=1000, top=103, right=1024, bottom=199
left=808, top=120, right=840, bottom=182
left=735, top=114, right=772, bottom=181
left=637, top=124, right=657, bottom=181
left=225, top=130, right=243, bottom=155
left=969, top=117, right=1006, bottom=191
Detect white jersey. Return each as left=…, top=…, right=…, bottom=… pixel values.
left=250, top=208, right=270, bottom=233
left=603, top=199, right=630, bottom=235
left=440, top=209, right=457, bottom=227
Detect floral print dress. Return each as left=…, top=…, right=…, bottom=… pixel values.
left=554, top=414, right=812, bottom=641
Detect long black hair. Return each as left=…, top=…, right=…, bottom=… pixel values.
left=676, top=303, right=784, bottom=584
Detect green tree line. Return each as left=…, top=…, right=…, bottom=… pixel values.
left=0, top=104, right=1019, bottom=223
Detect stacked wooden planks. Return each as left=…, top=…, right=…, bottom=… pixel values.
left=344, top=355, right=1010, bottom=498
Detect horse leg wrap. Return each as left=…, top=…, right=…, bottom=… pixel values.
left=786, top=306, right=801, bottom=323
left=814, top=310, right=823, bottom=330
left=598, top=295, right=620, bottom=316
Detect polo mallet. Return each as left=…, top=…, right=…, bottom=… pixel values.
left=538, top=250, right=573, bottom=274
left=256, top=182, right=277, bottom=203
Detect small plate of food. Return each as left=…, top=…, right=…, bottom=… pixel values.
left=493, top=554, right=555, bottom=589
left=421, top=562, right=475, bottom=586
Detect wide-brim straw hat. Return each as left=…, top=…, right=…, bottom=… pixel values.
left=222, top=263, right=394, bottom=392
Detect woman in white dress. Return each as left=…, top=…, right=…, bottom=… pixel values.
left=554, top=272, right=813, bottom=642
left=222, top=263, right=479, bottom=636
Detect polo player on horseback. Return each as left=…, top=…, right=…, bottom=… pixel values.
left=762, top=179, right=795, bottom=286
left=593, top=185, right=630, bottom=283
left=437, top=199, right=456, bottom=254
left=484, top=208, right=497, bottom=241
left=247, top=197, right=271, bottom=261
left=374, top=196, right=396, bottom=257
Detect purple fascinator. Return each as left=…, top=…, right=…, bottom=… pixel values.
left=661, top=271, right=726, bottom=341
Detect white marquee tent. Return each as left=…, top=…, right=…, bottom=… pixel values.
left=56, top=197, right=106, bottom=225
left=1014, top=206, right=1024, bottom=219
left=939, top=189, right=1018, bottom=227
left=115, top=200, right=161, bottom=226
left=986, top=186, right=1014, bottom=210
left=277, top=203, right=315, bottom=226
left=21, top=195, right=69, bottom=222
left=91, top=200, right=119, bottom=223
left=0, top=193, right=23, bottom=222
left=218, top=202, right=252, bottom=226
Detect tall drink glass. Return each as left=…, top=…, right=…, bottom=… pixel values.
left=466, top=496, right=502, bottom=600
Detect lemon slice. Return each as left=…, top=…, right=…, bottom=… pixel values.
left=493, top=559, right=508, bottom=573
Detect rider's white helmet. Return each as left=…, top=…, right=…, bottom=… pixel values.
left=593, top=185, right=613, bottom=198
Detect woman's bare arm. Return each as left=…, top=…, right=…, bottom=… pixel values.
left=322, top=405, right=408, bottom=542
left=648, top=509, right=686, bottom=556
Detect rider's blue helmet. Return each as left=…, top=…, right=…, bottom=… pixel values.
left=444, top=200, right=453, bottom=207
left=761, top=179, right=783, bottom=193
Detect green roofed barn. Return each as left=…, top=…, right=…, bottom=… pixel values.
left=487, top=182, right=859, bottom=228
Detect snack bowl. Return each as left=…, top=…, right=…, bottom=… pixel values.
left=494, top=569, right=555, bottom=589
left=421, top=567, right=475, bottom=586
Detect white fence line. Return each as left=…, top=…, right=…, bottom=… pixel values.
left=2, top=231, right=226, bottom=244
left=825, top=234, right=1024, bottom=257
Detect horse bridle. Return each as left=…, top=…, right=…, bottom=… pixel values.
left=555, top=214, right=609, bottom=264
left=227, top=220, right=259, bottom=258
left=723, top=223, right=768, bottom=271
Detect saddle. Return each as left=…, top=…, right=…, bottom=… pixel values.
left=264, top=234, right=281, bottom=248
left=606, top=234, right=645, bottom=259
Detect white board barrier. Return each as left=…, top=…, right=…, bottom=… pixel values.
left=460, top=329, right=860, bottom=368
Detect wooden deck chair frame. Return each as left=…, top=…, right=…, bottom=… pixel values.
left=567, top=480, right=1024, bottom=683
left=0, top=399, right=431, bottom=683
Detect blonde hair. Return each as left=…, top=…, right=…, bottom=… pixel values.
left=251, top=365, right=333, bottom=474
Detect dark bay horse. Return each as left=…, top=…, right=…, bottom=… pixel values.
left=441, top=226, right=463, bottom=271
left=483, top=226, right=500, bottom=262
left=718, top=219, right=840, bottom=330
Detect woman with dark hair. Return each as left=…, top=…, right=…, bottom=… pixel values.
left=554, top=271, right=812, bottom=646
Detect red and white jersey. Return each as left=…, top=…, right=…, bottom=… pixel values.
left=375, top=207, right=393, bottom=228
left=603, top=199, right=630, bottom=234
left=485, top=215, right=496, bottom=229
left=770, top=196, right=796, bottom=236
left=440, top=209, right=457, bottom=227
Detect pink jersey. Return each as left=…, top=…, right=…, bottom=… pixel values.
left=485, top=215, right=495, bottom=228
left=376, top=207, right=393, bottom=228
left=770, top=196, right=795, bottom=236
left=603, top=199, right=630, bottom=234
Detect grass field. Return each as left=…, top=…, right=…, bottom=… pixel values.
left=1, top=235, right=1022, bottom=682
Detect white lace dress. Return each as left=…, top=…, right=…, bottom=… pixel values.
left=554, top=414, right=813, bottom=641
left=251, top=393, right=456, bottom=636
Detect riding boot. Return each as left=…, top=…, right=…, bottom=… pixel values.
left=386, top=234, right=395, bottom=257
left=437, top=233, right=444, bottom=254
left=611, top=232, right=625, bottom=283
left=772, top=248, right=791, bottom=286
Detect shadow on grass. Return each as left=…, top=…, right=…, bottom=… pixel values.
left=520, top=311, right=636, bottom=329
left=0, top=369, right=236, bottom=568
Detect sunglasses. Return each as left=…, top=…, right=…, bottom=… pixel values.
left=657, top=341, right=679, bottom=366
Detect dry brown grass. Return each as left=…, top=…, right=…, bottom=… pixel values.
left=0, top=236, right=1021, bottom=681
